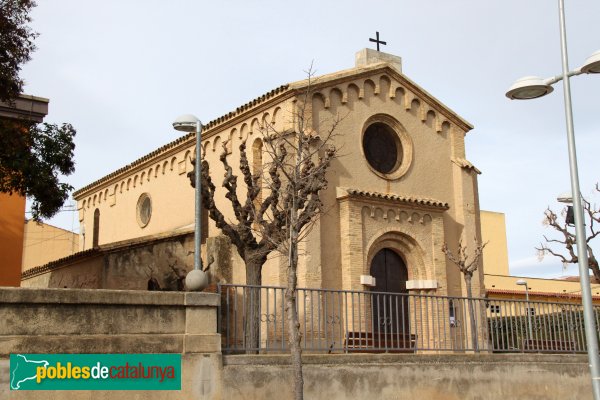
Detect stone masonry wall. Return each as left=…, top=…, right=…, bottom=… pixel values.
left=0, top=287, right=594, bottom=400
left=0, top=287, right=222, bottom=399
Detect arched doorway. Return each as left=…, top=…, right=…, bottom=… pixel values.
left=370, top=248, right=410, bottom=334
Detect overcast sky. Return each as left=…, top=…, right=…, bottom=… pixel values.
left=21, top=0, right=600, bottom=279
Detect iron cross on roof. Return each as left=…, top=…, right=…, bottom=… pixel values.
left=369, top=31, right=387, bottom=51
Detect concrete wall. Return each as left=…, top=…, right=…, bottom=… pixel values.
left=22, top=254, right=104, bottom=289
left=21, top=230, right=196, bottom=291
left=223, top=354, right=592, bottom=400
left=0, top=287, right=222, bottom=399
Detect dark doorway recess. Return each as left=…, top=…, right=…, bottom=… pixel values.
left=370, top=248, right=409, bottom=334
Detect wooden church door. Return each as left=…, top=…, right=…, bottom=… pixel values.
left=370, top=248, right=410, bottom=334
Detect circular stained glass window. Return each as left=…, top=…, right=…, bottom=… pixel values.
left=362, top=122, right=402, bottom=174
left=136, top=193, right=152, bottom=228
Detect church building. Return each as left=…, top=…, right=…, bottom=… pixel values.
left=22, top=49, right=486, bottom=303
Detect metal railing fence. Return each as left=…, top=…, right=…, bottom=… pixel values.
left=218, top=284, right=600, bottom=354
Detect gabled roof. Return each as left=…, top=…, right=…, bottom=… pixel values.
left=74, top=62, right=473, bottom=198
left=289, top=62, right=473, bottom=131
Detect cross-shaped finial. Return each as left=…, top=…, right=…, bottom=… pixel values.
left=369, top=31, right=387, bottom=52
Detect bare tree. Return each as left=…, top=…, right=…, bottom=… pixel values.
left=442, top=237, right=487, bottom=351
left=536, top=186, right=600, bottom=281
left=258, top=66, right=339, bottom=400
left=191, top=67, right=338, bottom=400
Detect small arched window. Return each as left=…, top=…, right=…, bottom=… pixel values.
left=252, top=138, right=263, bottom=206
left=93, top=208, right=100, bottom=248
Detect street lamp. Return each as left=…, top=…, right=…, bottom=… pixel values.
left=557, top=192, right=575, bottom=225
left=516, top=279, right=533, bottom=341
left=506, top=1, right=600, bottom=397
left=172, top=114, right=207, bottom=291
left=506, top=51, right=600, bottom=100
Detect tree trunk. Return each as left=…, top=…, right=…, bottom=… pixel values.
left=244, top=256, right=263, bottom=354
left=464, top=273, right=479, bottom=352
left=286, top=219, right=304, bottom=400
left=589, top=257, right=600, bottom=283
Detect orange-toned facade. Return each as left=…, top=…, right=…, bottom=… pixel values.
left=0, top=193, right=26, bottom=286
left=0, top=95, right=49, bottom=286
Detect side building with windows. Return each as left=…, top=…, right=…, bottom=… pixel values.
left=22, top=49, right=487, bottom=305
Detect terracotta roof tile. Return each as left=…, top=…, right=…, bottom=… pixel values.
left=487, top=288, right=600, bottom=301
left=452, top=158, right=481, bottom=174
left=21, top=228, right=194, bottom=280
left=345, top=188, right=449, bottom=209
left=21, top=248, right=101, bottom=279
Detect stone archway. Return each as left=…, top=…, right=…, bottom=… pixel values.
left=365, top=229, right=426, bottom=282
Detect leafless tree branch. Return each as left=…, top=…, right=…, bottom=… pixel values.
left=537, top=194, right=600, bottom=280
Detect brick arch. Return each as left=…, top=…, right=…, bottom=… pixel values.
left=364, top=229, right=427, bottom=281
left=346, top=83, right=360, bottom=104
left=311, top=92, right=325, bottom=131
left=378, top=75, right=391, bottom=97
left=272, top=106, right=282, bottom=127
left=363, top=78, right=376, bottom=98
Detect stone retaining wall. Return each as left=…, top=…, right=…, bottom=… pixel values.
left=223, top=353, right=592, bottom=400
left=0, top=287, right=593, bottom=400
left=0, top=287, right=222, bottom=399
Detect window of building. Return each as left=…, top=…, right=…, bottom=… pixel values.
left=363, top=122, right=402, bottom=174
left=527, top=307, right=535, bottom=317
left=136, top=193, right=152, bottom=228
left=93, top=208, right=100, bottom=248
left=490, top=305, right=501, bottom=314
left=361, top=114, right=413, bottom=180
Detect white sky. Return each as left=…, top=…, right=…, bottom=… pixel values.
left=20, top=0, right=600, bottom=279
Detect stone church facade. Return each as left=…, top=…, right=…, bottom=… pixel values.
left=24, top=49, right=485, bottom=302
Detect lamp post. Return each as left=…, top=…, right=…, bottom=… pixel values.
left=173, top=114, right=207, bottom=291
left=516, top=279, right=533, bottom=341
left=505, top=1, right=600, bottom=397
